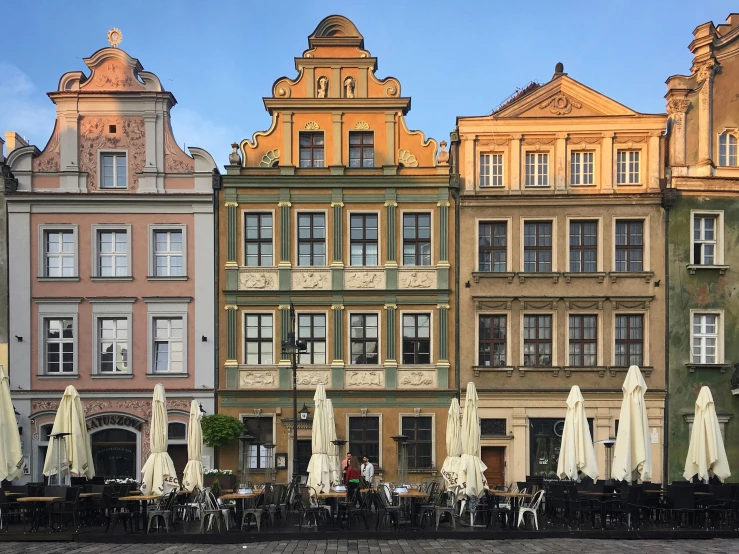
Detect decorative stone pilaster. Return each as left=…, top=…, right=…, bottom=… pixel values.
left=437, top=304, right=450, bottom=389
left=510, top=134, right=522, bottom=193
left=281, top=113, right=294, bottom=174
left=385, top=201, right=397, bottom=265
left=384, top=304, right=397, bottom=388
left=278, top=200, right=292, bottom=290
left=666, top=98, right=690, bottom=171
left=331, top=202, right=344, bottom=265
left=279, top=304, right=291, bottom=364
left=437, top=201, right=450, bottom=264
left=695, top=59, right=718, bottom=173
left=601, top=133, right=614, bottom=192
left=332, top=304, right=345, bottom=388
left=555, top=133, right=567, bottom=193
left=225, top=304, right=239, bottom=389
left=225, top=202, right=239, bottom=290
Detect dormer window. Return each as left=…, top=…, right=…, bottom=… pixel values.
left=101, top=153, right=127, bottom=188
left=718, top=132, right=738, bottom=167
left=299, top=132, right=325, bottom=168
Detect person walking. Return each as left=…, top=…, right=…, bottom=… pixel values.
left=345, top=454, right=362, bottom=503
left=361, top=456, right=374, bottom=488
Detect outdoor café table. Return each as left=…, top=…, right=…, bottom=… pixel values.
left=220, top=492, right=261, bottom=528
left=491, top=491, right=533, bottom=527
left=578, top=491, right=620, bottom=529
left=117, top=494, right=161, bottom=532
left=16, top=496, right=63, bottom=532
left=396, top=490, right=429, bottom=527
left=317, top=491, right=348, bottom=528
left=79, top=492, right=101, bottom=498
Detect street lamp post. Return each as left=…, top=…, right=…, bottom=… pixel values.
left=281, top=302, right=307, bottom=489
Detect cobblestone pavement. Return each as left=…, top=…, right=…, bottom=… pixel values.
left=1, top=540, right=739, bottom=554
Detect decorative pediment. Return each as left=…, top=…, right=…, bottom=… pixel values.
left=494, top=76, right=638, bottom=118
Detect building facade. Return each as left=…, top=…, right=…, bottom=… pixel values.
left=217, top=15, right=454, bottom=483
left=664, top=14, right=739, bottom=481
left=453, top=66, right=667, bottom=485
left=3, top=42, right=217, bottom=482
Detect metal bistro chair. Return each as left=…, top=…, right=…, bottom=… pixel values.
left=199, top=490, right=226, bottom=533
left=374, top=489, right=404, bottom=530
left=517, top=490, right=546, bottom=530
left=241, top=491, right=265, bottom=531
left=418, top=489, right=455, bottom=531
left=146, top=490, right=177, bottom=533
left=50, top=486, right=81, bottom=532
left=297, top=486, right=325, bottom=531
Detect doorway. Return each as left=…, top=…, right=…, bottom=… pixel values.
left=481, top=446, right=506, bottom=488
left=167, top=445, right=188, bottom=484
left=296, top=439, right=312, bottom=477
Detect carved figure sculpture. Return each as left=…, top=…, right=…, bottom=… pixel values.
left=317, top=76, right=329, bottom=98
left=344, top=76, right=356, bottom=98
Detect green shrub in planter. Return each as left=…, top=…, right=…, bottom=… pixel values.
left=201, top=414, right=246, bottom=448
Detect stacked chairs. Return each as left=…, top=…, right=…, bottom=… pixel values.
left=374, top=488, right=404, bottom=530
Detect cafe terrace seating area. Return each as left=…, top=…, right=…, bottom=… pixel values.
left=2, top=476, right=739, bottom=542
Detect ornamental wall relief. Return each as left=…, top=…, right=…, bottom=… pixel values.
left=292, top=269, right=331, bottom=290
left=239, top=370, right=277, bottom=388
left=84, top=61, right=145, bottom=91
left=398, top=370, right=436, bottom=388
left=344, top=269, right=385, bottom=289
left=398, top=269, right=436, bottom=289
left=163, top=122, right=194, bottom=174
left=79, top=116, right=146, bottom=191
left=32, top=121, right=60, bottom=173
left=296, top=370, right=330, bottom=387
left=346, top=370, right=384, bottom=388
left=239, top=269, right=278, bottom=290
left=539, top=92, right=582, bottom=115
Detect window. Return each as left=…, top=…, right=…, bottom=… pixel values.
left=693, top=215, right=716, bottom=265
left=478, top=221, right=507, bottom=272
left=523, top=221, right=552, bottom=272
left=569, top=315, right=597, bottom=367
left=299, top=132, right=324, bottom=168
left=402, top=416, right=432, bottom=469
left=243, top=417, right=274, bottom=469
left=616, top=151, right=640, bottom=184
left=44, top=230, right=75, bottom=277
left=168, top=422, right=187, bottom=440
left=44, top=318, right=74, bottom=373
left=569, top=221, right=597, bottom=272
left=153, top=230, right=183, bottom=277
left=525, top=152, right=548, bottom=187
left=402, top=213, right=431, bottom=266
left=101, top=153, right=127, bottom=188
left=570, top=151, right=594, bottom=185
left=614, top=314, right=643, bottom=367
left=480, top=153, right=503, bottom=187
left=152, top=318, right=183, bottom=373
left=297, top=213, right=326, bottom=266
left=245, top=314, right=274, bottom=365
left=350, top=214, right=378, bottom=266
left=97, top=229, right=129, bottom=277
left=245, top=213, right=273, bottom=266
left=349, top=132, right=374, bottom=167
left=523, top=315, right=552, bottom=367
left=718, top=132, right=738, bottom=166
left=349, top=416, right=379, bottom=462
left=692, top=313, right=719, bottom=364
left=615, top=220, right=643, bottom=272
left=297, top=314, right=326, bottom=364
left=479, top=314, right=506, bottom=367
left=350, top=314, right=378, bottom=364
left=402, top=314, right=431, bottom=364
left=98, top=318, right=129, bottom=373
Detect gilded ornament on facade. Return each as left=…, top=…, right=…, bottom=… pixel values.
left=107, top=28, right=122, bottom=48
left=539, top=91, right=582, bottom=115
left=259, top=149, right=280, bottom=168
left=353, top=121, right=370, bottom=130
left=397, top=148, right=418, bottom=167
left=304, top=121, right=320, bottom=130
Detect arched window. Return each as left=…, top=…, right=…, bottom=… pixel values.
left=91, top=428, right=137, bottom=479
left=168, top=422, right=187, bottom=440
left=719, top=132, right=738, bottom=166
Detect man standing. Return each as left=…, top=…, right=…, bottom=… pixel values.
left=361, top=456, right=374, bottom=488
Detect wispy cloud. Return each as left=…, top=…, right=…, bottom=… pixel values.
left=170, top=107, right=237, bottom=170
left=0, top=62, right=56, bottom=147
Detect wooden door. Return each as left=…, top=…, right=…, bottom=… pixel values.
left=297, top=439, right=312, bottom=476
left=481, top=446, right=506, bottom=488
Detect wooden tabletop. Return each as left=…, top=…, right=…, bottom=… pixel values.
left=80, top=492, right=101, bottom=498
left=694, top=492, right=713, bottom=496
left=127, top=490, right=141, bottom=495
left=491, top=491, right=533, bottom=498
left=4, top=492, right=25, bottom=497
left=118, top=494, right=160, bottom=501
left=220, top=493, right=259, bottom=500
left=316, top=492, right=347, bottom=498
left=16, top=496, right=63, bottom=502
left=644, top=489, right=666, bottom=494
left=578, top=491, right=618, bottom=497
left=397, top=491, right=429, bottom=498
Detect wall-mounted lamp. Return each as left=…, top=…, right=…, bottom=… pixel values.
left=299, top=403, right=310, bottom=420
left=465, top=281, right=471, bottom=288
left=201, top=335, right=208, bottom=342
left=654, top=280, right=661, bottom=287
left=15, top=336, right=22, bottom=342
left=199, top=403, right=207, bottom=415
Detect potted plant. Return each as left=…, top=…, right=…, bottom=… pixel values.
left=203, top=469, right=235, bottom=489
left=200, top=413, right=245, bottom=488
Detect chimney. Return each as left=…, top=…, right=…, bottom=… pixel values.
left=4, top=132, right=29, bottom=155
left=553, top=62, right=566, bottom=79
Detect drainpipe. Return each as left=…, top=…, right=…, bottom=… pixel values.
left=212, top=169, right=222, bottom=467
left=662, top=186, right=676, bottom=484
left=450, top=127, right=461, bottom=400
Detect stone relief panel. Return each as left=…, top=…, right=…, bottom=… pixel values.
left=296, top=370, right=331, bottom=388
left=32, top=121, right=60, bottom=173
left=79, top=116, right=146, bottom=191
left=344, top=269, right=385, bottom=290
left=398, top=268, right=437, bottom=289
left=239, top=268, right=279, bottom=291
left=397, top=369, right=437, bottom=388
left=345, top=369, right=384, bottom=388
left=292, top=269, right=332, bottom=291
left=239, top=369, right=278, bottom=389
left=82, top=60, right=146, bottom=91
left=164, top=122, right=194, bottom=174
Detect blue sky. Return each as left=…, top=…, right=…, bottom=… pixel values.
left=1, top=1, right=736, bottom=168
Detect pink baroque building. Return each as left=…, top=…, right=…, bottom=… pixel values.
left=3, top=43, right=218, bottom=482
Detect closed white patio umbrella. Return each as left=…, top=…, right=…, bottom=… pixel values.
left=0, top=366, right=23, bottom=482
left=684, top=386, right=731, bottom=482
left=182, top=400, right=204, bottom=491
left=326, top=398, right=341, bottom=487
left=306, top=383, right=331, bottom=494
left=140, top=384, right=179, bottom=496
left=43, top=385, right=95, bottom=480
left=460, top=382, right=488, bottom=524
left=441, top=397, right=462, bottom=490
left=557, top=385, right=599, bottom=481
left=612, top=365, right=652, bottom=482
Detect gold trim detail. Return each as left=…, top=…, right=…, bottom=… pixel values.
left=383, top=304, right=397, bottom=310
left=330, top=202, right=345, bottom=208
left=107, top=28, right=122, bottom=48
left=278, top=201, right=292, bottom=207
left=436, top=201, right=450, bottom=207
left=354, top=121, right=370, bottom=130
left=278, top=305, right=292, bottom=310
left=224, top=304, right=238, bottom=310
left=304, top=121, right=320, bottom=130
left=224, top=202, right=238, bottom=208
left=331, top=304, right=345, bottom=311
left=437, top=304, right=450, bottom=310
left=383, top=201, right=398, bottom=207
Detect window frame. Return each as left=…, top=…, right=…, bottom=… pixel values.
left=521, top=312, right=555, bottom=367
left=298, top=131, right=325, bottom=168
left=400, top=311, right=433, bottom=365
left=613, top=218, right=649, bottom=272
left=689, top=210, right=724, bottom=266
left=567, top=219, right=600, bottom=273
left=478, top=220, right=508, bottom=273
left=348, top=211, right=380, bottom=267
left=151, top=317, right=184, bottom=374
left=148, top=224, right=187, bottom=279
left=348, top=414, right=381, bottom=466
left=613, top=312, right=648, bottom=367
left=477, top=313, right=508, bottom=368
left=240, top=414, right=276, bottom=470
left=400, top=414, right=435, bottom=470
left=35, top=299, right=81, bottom=377
left=348, top=131, right=375, bottom=168
left=401, top=211, right=433, bottom=267
left=295, top=211, right=328, bottom=267
left=242, top=209, right=276, bottom=268
left=99, top=150, right=128, bottom=189
left=524, top=151, right=550, bottom=187
left=521, top=218, right=556, bottom=273
left=567, top=313, right=600, bottom=367
left=296, top=311, right=328, bottom=365
left=569, top=151, right=595, bottom=186
left=91, top=224, right=132, bottom=279
left=145, top=298, right=189, bottom=376
left=38, top=225, right=79, bottom=279
left=347, top=311, right=381, bottom=365
left=718, top=131, right=738, bottom=167
left=243, top=311, right=276, bottom=366
left=616, top=149, right=641, bottom=185
left=690, top=310, right=724, bottom=365
left=479, top=152, right=504, bottom=188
